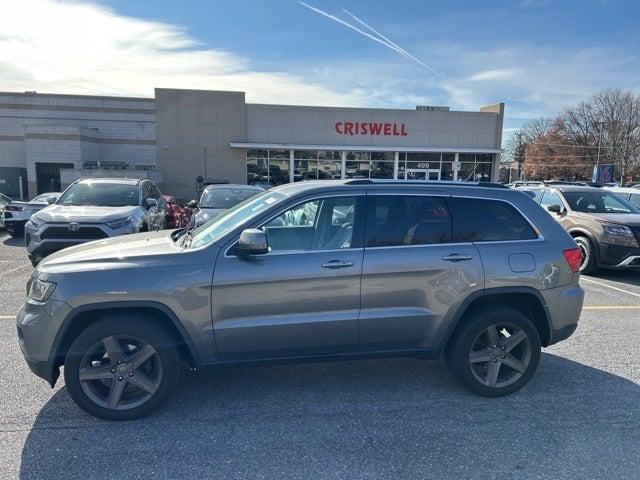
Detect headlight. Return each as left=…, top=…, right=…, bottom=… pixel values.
left=28, top=214, right=44, bottom=228
left=106, top=216, right=133, bottom=229
left=602, top=224, right=638, bottom=247
left=27, top=278, right=56, bottom=302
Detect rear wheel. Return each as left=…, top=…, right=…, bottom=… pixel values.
left=64, top=315, right=180, bottom=420
left=574, top=236, right=597, bottom=274
left=446, top=306, right=541, bottom=397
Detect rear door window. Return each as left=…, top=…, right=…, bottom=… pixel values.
left=629, top=193, right=640, bottom=208
left=365, top=195, right=453, bottom=247
left=454, top=198, right=538, bottom=242
left=520, top=189, right=544, bottom=203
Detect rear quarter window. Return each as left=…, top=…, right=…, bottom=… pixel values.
left=454, top=198, right=539, bottom=242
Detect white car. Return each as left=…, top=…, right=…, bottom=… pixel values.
left=603, top=186, right=640, bottom=209
left=1, top=192, right=60, bottom=237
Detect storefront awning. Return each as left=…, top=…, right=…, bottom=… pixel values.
left=230, top=142, right=502, bottom=154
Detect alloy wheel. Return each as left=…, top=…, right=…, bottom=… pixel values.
left=78, top=335, right=163, bottom=411
left=468, top=323, right=532, bottom=388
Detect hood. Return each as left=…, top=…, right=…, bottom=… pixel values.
left=8, top=201, right=47, bottom=211
left=574, top=212, right=640, bottom=226
left=38, top=229, right=180, bottom=273
left=35, top=204, right=137, bottom=223
left=195, top=207, right=226, bottom=226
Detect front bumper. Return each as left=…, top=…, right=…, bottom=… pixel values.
left=25, top=221, right=139, bottom=263
left=16, top=299, right=73, bottom=387
left=597, top=243, right=640, bottom=269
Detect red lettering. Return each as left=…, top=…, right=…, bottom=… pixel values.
left=344, top=122, right=354, bottom=136
left=369, top=122, right=382, bottom=135
left=335, top=122, right=343, bottom=134
left=401, top=123, right=408, bottom=136
left=355, top=122, right=359, bottom=134
left=360, top=122, right=368, bottom=135
left=383, top=123, right=392, bottom=135
left=392, top=123, right=399, bottom=136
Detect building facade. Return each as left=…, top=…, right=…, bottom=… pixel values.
left=0, top=88, right=504, bottom=200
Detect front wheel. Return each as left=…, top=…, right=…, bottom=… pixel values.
left=64, top=315, right=180, bottom=420
left=445, top=306, right=541, bottom=397
left=574, top=236, right=597, bottom=274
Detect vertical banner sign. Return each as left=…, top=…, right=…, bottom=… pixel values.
left=592, top=164, right=614, bottom=183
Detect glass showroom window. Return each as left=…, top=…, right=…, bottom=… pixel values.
left=246, top=149, right=291, bottom=186
left=441, top=153, right=455, bottom=181
left=294, top=150, right=341, bottom=181
left=345, top=151, right=370, bottom=179
left=475, top=154, right=493, bottom=182
left=370, top=152, right=395, bottom=179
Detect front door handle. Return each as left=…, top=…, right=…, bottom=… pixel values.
left=442, top=254, right=473, bottom=262
left=321, top=260, right=355, bottom=269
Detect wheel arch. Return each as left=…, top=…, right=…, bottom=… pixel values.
left=442, top=287, right=553, bottom=350
left=49, top=301, right=200, bottom=381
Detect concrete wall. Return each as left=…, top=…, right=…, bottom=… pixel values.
left=246, top=104, right=501, bottom=149
left=0, top=91, right=156, bottom=196
left=155, top=88, right=246, bottom=200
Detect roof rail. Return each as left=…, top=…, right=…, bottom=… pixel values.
left=344, top=179, right=508, bottom=189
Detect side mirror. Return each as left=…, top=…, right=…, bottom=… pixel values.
left=236, top=228, right=268, bottom=256
left=45, top=196, right=56, bottom=205
left=187, top=200, right=198, bottom=209
left=145, top=197, right=157, bottom=209
left=547, top=204, right=563, bottom=214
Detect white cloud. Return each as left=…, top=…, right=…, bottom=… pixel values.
left=467, top=69, right=521, bottom=82
left=0, top=0, right=369, bottom=106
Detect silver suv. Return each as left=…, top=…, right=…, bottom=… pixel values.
left=17, top=180, right=584, bottom=420
left=25, top=178, right=167, bottom=266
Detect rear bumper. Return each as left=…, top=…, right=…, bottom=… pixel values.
left=541, top=284, right=584, bottom=346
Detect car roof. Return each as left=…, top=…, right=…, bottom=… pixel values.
left=604, top=186, right=639, bottom=193
left=76, top=177, right=143, bottom=185
left=204, top=184, right=263, bottom=190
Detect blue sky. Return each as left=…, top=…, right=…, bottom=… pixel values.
left=1, top=0, right=639, bottom=136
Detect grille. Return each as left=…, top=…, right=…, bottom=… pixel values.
left=41, top=226, right=109, bottom=241
left=631, top=226, right=640, bottom=243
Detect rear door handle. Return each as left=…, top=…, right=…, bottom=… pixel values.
left=321, top=260, right=355, bottom=269
left=442, top=254, right=473, bottom=262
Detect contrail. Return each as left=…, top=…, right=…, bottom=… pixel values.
left=298, top=2, right=414, bottom=61
left=342, top=8, right=453, bottom=82
left=298, top=1, right=452, bottom=83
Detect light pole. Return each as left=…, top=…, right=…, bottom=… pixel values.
left=596, top=122, right=604, bottom=168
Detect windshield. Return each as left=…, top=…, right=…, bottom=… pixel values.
left=564, top=191, right=640, bottom=214
left=199, top=188, right=260, bottom=209
left=0, top=193, right=10, bottom=206
left=58, top=182, right=139, bottom=207
left=190, top=190, right=285, bottom=248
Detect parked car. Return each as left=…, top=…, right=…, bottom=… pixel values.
left=604, top=186, right=640, bottom=209
left=1, top=192, right=60, bottom=237
left=191, top=184, right=264, bottom=227
left=514, top=184, right=640, bottom=272
left=18, top=179, right=584, bottom=420
left=0, top=193, right=11, bottom=229
left=163, top=194, right=192, bottom=228
left=24, top=178, right=167, bottom=266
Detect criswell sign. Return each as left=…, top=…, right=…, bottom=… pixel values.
left=335, top=122, right=408, bottom=136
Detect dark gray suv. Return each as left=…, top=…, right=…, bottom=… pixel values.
left=17, top=180, right=584, bottom=420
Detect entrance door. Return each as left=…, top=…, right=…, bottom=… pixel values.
left=35, top=163, right=74, bottom=194
left=405, top=169, right=441, bottom=181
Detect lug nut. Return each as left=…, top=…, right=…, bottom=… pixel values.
left=128, top=372, right=134, bottom=377
left=117, top=376, right=123, bottom=381
left=111, top=368, right=116, bottom=373
left=501, top=355, right=505, bottom=359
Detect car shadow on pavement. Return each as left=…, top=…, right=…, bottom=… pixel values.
left=19, top=354, right=640, bottom=480
left=2, top=235, right=24, bottom=247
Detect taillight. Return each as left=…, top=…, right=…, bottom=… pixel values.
left=5, top=205, right=22, bottom=212
left=563, top=248, right=582, bottom=273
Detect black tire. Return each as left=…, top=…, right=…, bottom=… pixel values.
left=574, top=236, right=598, bottom=274
left=7, top=226, right=24, bottom=237
left=64, top=314, right=180, bottom=421
left=445, top=305, right=541, bottom=397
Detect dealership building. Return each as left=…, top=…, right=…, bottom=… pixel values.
left=0, top=89, right=504, bottom=200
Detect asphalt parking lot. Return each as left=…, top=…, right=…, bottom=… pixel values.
left=0, top=231, right=638, bottom=480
